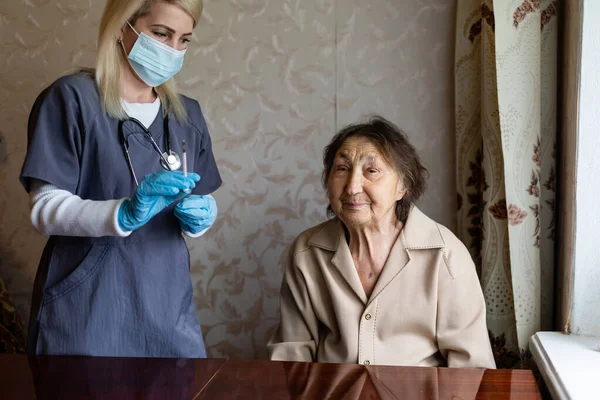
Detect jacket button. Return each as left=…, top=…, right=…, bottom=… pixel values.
left=363, top=360, right=371, bottom=365
left=365, top=313, right=372, bottom=320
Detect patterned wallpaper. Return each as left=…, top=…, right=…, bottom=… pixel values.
left=0, top=0, right=455, bottom=358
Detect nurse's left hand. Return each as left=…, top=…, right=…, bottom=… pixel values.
left=174, top=194, right=218, bottom=235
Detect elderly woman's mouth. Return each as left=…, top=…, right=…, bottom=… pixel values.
left=343, top=202, right=367, bottom=209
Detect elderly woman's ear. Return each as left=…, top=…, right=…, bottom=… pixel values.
left=395, top=181, right=407, bottom=202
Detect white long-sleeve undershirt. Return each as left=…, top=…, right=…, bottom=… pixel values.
left=29, top=180, right=130, bottom=237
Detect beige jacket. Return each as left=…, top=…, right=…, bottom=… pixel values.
left=268, top=207, right=496, bottom=368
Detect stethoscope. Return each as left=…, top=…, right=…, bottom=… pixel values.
left=118, top=116, right=181, bottom=186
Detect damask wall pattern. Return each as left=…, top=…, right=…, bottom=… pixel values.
left=0, top=0, right=455, bottom=358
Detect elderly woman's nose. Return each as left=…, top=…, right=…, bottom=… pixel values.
left=345, top=171, right=363, bottom=195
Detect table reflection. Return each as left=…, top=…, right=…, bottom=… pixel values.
left=284, top=362, right=485, bottom=400
left=27, top=355, right=223, bottom=400
left=0, top=355, right=540, bottom=399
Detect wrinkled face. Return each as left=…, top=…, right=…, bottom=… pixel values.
left=327, top=136, right=406, bottom=228
left=122, top=1, right=194, bottom=53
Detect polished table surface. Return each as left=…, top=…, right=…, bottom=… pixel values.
left=0, top=354, right=541, bottom=399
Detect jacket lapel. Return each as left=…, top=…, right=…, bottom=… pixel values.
left=307, top=207, right=445, bottom=306
left=308, top=219, right=368, bottom=304
left=368, top=206, right=445, bottom=304
left=331, top=234, right=369, bottom=304
left=368, top=231, right=411, bottom=304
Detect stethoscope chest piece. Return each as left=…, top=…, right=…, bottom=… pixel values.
left=161, top=151, right=181, bottom=171
left=119, top=116, right=184, bottom=186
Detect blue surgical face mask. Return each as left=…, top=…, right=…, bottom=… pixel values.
left=123, top=21, right=187, bottom=87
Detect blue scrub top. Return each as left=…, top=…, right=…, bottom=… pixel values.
left=20, top=73, right=222, bottom=357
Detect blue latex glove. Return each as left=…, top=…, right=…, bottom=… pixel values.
left=174, top=194, right=217, bottom=235
left=118, top=171, right=200, bottom=232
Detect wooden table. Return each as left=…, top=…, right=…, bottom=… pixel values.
left=0, top=355, right=541, bottom=399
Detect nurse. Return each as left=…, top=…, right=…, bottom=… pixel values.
left=20, top=0, right=221, bottom=357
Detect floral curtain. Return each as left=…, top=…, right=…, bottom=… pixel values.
left=455, top=0, right=558, bottom=368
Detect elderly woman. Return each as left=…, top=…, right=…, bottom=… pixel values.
left=268, top=116, right=495, bottom=368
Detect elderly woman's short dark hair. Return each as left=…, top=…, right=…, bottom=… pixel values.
left=322, top=116, right=429, bottom=223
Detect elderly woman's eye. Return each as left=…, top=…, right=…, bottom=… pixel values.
left=336, top=165, right=349, bottom=172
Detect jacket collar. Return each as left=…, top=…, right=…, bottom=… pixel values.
left=307, top=206, right=445, bottom=251
left=307, top=206, right=445, bottom=305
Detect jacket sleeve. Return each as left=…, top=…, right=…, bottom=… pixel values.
left=267, top=248, right=319, bottom=362
left=436, top=233, right=496, bottom=369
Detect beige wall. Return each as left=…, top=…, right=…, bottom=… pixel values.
left=0, top=0, right=455, bottom=358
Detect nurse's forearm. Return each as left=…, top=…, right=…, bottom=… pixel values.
left=29, top=180, right=131, bottom=237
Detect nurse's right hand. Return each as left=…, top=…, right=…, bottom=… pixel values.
left=118, top=170, right=200, bottom=232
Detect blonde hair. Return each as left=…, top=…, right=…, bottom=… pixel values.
left=94, top=0, right=203, bottom=123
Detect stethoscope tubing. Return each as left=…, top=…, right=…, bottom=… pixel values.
left=119, top=116, right=176, bottom=186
